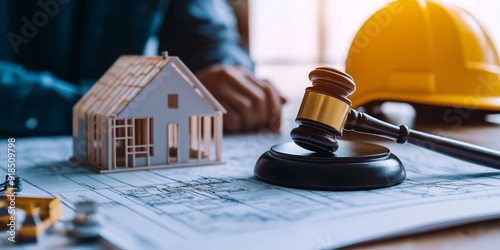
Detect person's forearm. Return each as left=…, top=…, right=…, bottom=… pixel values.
left=0, top=61, right=82, bottom=136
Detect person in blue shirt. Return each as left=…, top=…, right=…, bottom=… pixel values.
left=0, top=0, right=285, bottom=136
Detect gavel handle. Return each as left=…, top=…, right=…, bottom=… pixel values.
left=344, top=109, right=500, bottom=169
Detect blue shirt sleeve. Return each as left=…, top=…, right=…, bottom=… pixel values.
left=159, top=0, right=254, bottom=73
left=0, top=60, right=83, bottom=136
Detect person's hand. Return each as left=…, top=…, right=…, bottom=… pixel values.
left=196, top=65, right=286, bottom=134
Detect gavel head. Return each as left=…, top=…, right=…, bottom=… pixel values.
left=290, top=67, right=356, bottom=153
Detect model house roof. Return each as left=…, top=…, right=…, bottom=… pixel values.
left=74, top=54, right=226, bottom=119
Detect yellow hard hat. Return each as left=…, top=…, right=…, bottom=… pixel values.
left=345, top=0, right=500, bottom=113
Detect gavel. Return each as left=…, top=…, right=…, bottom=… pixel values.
left=290, top=67, right=500, bottom=169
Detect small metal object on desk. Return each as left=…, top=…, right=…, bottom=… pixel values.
left=69, top=201, right=101, bottom=239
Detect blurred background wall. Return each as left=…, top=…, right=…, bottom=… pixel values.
left=239, top=0, right=500, bottom=66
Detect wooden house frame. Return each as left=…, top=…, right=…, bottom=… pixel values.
left=71, top=53, right=226, bottom=173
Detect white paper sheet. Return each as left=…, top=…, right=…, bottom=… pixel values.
left=1, top=134, right=500, bottom=249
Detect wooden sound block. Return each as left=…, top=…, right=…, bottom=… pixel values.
left=254, top=140, right=406, bottom=190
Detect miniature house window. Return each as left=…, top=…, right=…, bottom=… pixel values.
left=189, top=116, right=215, bottom=161
left=189, top=116, right=200, bottom=159
left=168, top=94, right=178, bottom=109
left=168, top=123, right=179, bottom=164
left=134, top=118, right=154, bottom=157
left=111, top=117, right=154, bottom=169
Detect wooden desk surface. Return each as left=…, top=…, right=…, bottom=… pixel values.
left=256, top=64, right=500, bottom=249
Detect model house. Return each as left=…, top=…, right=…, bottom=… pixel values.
left=72, top=52, right=226, bottom=173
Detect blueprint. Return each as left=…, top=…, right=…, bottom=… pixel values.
left=2, top=132, right=500, bottom=249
